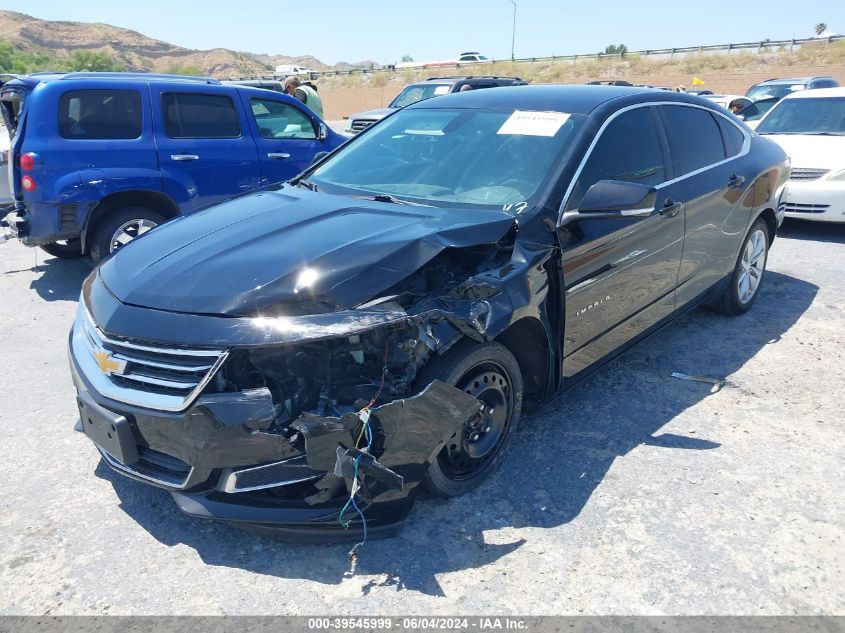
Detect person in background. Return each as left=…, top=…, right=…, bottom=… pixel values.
left=729, top=98, right=747, bottom=115
left=458, top=83, right=473, bottom=92
left=283, top=76, right=325, bottom=120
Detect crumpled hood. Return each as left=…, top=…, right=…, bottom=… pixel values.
left=761, top=133, right=845, bottom=171
left=98, top=186, right=516, bottom=317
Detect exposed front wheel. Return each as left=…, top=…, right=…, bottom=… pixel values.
left=413, top=340, right=523, bottom=497
left=712, top=218, right=769, bottom=315
left=39, top=238, right=84, bottom=259
left=88, top=207, right=165, bottom=263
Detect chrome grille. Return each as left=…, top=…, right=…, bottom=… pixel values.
left=783, top=203, right=830, bottom=213
left=790, top=168, right=830, bottom=181
left=72, top=307, right=228, bottom=412
left=350, top=119, right=376, bottom=132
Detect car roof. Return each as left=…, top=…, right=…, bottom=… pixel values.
left=409, top=84, right=705, bottom=115
left=781, top=86, right=845, bottom=99
left=0, top=72, right=220, bottom=89
left=756, top=76, right=831, bottom=85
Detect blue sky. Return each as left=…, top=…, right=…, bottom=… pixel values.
left=4, top=0, right=842, bottom=65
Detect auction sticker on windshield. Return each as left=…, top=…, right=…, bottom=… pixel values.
left=497, top=110, right=570, bottom=136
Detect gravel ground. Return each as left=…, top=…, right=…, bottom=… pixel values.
left=0, top=220, right=842, bottom=615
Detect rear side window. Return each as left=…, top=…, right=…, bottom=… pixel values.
left=661, top=106, right=726, bottom=176
left=162, top=93, right=240, bottom=139
left=716, top=116, right=745, bottom=157
left=570, top=106, right=666, bottom=208
left=59, top=90, right=142, bottom=140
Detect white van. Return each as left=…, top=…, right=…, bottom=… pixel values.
left=273, top=65, right=314, bottom=79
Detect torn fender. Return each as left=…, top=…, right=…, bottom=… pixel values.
left=291, top=380, right=483, bottom=504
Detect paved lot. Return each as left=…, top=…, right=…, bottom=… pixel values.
left=0, top=220, right=842, bottom=615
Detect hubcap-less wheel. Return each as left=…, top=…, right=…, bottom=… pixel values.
left=738, top=229, right=766, bottom=304
left=109, top=218, right=158, bottom=253
left=440, top=363, right=514, bottom=480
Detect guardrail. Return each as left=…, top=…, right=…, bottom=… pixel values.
left=306, top=35, right=844, bottom=78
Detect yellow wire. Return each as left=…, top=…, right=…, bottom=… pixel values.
left=354, top=408, right=369, bottom=448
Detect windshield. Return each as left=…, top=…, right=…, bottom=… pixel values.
left=388, top=84, right=452, bottom=108
left=746, top=84, right=803, bottom=102
left=309, top=107, right=583, bottom=208
left=740, top=98, right=778, bottom=122
left=757, top=97, right=845, bottom=135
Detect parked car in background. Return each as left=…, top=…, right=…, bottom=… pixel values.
left=757, top=87, right=845, bottom=223
left=273, top=65, right=314, bottom=79
left=222, top=78, right=285, bottom=93
left=587, top=80, right=633, bottom=86
left=69, top=86, right=788, bottom=538
left=0, top=72, right=345, bottom=261
left=746, top=76, right=839, bottom=102
left=0, top=121, right=10, bottom=207
left=458, top=52, right=491, bottom=64
left=345, top=76, right=527, bottom=135
left=742, top=77, right=840, bottom=130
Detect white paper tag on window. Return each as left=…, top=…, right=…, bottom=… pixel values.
left=497, top=110, right=570, bottom=136
left=433, top=85, right=450, bottom=95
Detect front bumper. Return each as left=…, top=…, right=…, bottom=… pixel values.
left=783, top=180, right=845, bottom=223
left=69, top=335, right=479, bottom=540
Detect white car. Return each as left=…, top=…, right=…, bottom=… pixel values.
left=756, top=87, right=845, bottom=223
left=0, top=123, right=11, bottom=205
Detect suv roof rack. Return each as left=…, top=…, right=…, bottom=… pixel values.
left=59, top=72, right=221, bottom=84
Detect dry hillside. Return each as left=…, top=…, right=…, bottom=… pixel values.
left=0, top=10, right=327, bottom=77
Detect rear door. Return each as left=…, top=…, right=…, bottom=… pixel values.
left=657, top=104, right=752, bottom=306
left=238, top=92, right=323, bottom=185
left=151, top=85, right=260, bottom=212
left=559, top=105, right=684, bottom=377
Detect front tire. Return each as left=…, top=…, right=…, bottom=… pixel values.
left=413, top=340, right=523, bottom=497
left=88, top=207, right=165, bottom=263
left=712, top=218, right=769, bottom=315
left=39, top=238, right=84, bottom=259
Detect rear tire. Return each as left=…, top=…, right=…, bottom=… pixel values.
left=413, top=340, right=523, bottom=497
left=712, top=218, right=769, bottom=316
left=39, top=238, right=84, bottom=259
left=88, top=207, right=165, bottom=263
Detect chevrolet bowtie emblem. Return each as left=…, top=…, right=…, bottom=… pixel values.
left=92, top=347, right=127, bottom=376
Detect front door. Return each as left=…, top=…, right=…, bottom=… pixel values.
left=558, top=105, right=685, bottom=377
left=240, top=93, right=325, bottom=186
left=151, top=86, right=260, bottom=212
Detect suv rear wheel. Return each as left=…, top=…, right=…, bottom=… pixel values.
left=40, top=238, right=84, bottom=259
left=89, top=207, right=165, bottom=263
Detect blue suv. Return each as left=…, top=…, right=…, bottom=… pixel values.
left=0, top=72, right=345, bottom=261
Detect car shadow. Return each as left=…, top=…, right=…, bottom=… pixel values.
left=2, top=253, right=93, bottom=302
left=778, top=218, right=845, bottom=244
left=93, top=270, right=817, bottom=596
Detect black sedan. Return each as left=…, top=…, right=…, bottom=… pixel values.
left=69, top=86, right=789, bottom=541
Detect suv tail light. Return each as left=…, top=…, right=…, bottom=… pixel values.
left=20, top=153, right=36, bottom=171
left=21, top=175, right=36, bottom=192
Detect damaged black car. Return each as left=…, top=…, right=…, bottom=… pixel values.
left=69, top=86, right=789, bottom=540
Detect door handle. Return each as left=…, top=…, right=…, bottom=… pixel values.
left=171, top=154, right=199, bottom=161
left=267, top=152, right=291, bottom=160
left=660, top=198, right=682, bottom=217
left=728, top=174, right=746, bottom=189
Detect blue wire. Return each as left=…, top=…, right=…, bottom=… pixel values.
left=351, top=496, right=367, bottom=545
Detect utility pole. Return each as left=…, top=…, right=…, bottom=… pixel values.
left=510, top=0, right=517, bottom=61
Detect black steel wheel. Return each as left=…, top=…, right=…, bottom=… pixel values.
left=413, top=340, right=523, bottom=496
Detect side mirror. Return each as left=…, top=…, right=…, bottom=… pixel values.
left=310, top=151, right=329, bottom=165
left=318, top=122, right=328, bottom=140
left=578, top=180, right=657, bottom=216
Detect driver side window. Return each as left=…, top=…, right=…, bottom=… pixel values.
left=250, top=98, right=316, bottom=139
left=568, top=107, right=666, bottom=210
